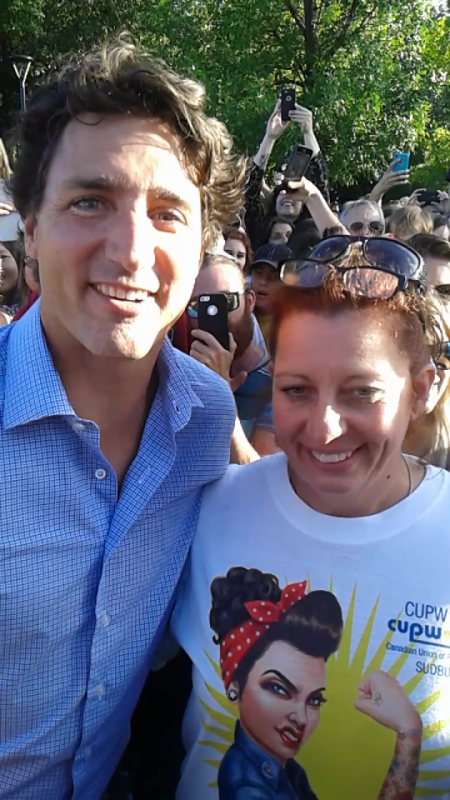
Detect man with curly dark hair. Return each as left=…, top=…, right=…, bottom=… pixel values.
left=1, top=36, right=245, bottom=797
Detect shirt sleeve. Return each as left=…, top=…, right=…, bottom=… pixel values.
left=253, top=401, right=274, bottom=433
left=306, top=149, right=330, bottom=205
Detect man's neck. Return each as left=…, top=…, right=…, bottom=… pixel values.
left=48, top=336, right=162, bottom=485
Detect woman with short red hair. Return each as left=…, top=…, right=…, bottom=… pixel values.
left=172, top=235, right=450, bottom=799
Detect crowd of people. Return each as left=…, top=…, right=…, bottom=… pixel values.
left=1, top=34, right=450, bottom=800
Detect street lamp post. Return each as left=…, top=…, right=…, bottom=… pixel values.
left=10, top=55, right=33, bottom=112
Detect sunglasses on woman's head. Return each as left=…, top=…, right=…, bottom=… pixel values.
left=279, top=235, right=426, bottom=300
left=348, top=220, right=385, bottom=234
left=186, top=290, right=245, bottom=319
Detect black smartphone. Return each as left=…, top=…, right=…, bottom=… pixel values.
left=197, top=293, right=229, bottom=351
left=281, top=88, right=296, bottom=123
left=417, top=189, right=441, bottom=206
left=283, top=143, right=313, bottom=183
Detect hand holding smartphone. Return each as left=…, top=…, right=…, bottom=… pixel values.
left=283, top=143, right=313, bottom=184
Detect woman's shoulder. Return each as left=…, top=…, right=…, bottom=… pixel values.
left=201, top=452, right=286, bottom=508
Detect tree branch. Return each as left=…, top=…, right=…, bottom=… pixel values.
left=323, top=2, right=379, bottom=59
left=332, top=0, right=363, bottom=52
left=303, top=0, right=317, bottom=56
left=283, top=0, right=306, bottom=33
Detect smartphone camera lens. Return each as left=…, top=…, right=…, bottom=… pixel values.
left=207, top=305, right=218, bottom=316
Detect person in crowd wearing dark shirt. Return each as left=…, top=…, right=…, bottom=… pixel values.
left=245, top=99, right=329, bottom=248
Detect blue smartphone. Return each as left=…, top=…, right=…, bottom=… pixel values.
left=392, top=152, right=410, bottom=172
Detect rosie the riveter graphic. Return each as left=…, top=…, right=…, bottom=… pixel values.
left=209, top=567, right=423, bottom=800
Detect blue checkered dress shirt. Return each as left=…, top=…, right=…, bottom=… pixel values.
left=0, top=300, right=235, bottom=798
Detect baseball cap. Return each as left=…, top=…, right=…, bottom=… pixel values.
left=251, top=243, right=293, bottom=271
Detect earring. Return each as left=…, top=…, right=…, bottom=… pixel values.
left=227, top=688, right=238, bottom=702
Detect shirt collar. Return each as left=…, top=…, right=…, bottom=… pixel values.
left=156, top=338, right=204, bottom=434
left=233, top=721, right=284, bottom=788
left=4, top=299, right=75, bottom=429
left=3, top=300, right=204, bottom=431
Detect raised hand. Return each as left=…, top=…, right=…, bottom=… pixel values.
left=369, top=158, right=410, bottom=203
left=289, top=104, right=314, bottom=135
left=266, top=100, right=290, bottom=141
left=355, top=670, right=422, bottom=734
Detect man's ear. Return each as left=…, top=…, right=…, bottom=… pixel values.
left=246, top=289, right=256, bottom=314
left=24, top=213, right=39, bottom=260
left=411, top=363, right=439, bottom=420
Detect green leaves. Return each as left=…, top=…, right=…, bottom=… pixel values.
left=0, top=0, right=448, bottom=190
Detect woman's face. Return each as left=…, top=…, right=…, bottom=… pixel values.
left=0, top=243, right=19, bottom=297
left=341, top=205, right=385, bottom=237
left=235, top=641, right=326, bottom=765
left=269, top=221, right=293, bottom=245
left=224, top=237, right=247, bottom=271
left=272, top=310, right=433, bottom=506
left=250, top=265, right=280, bottom=311
left=276, top=191, right=303, bottom=221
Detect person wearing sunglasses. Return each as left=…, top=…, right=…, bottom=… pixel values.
left=340, top=198, right=386, bottom=237
left=408, top=233, right=450, bottom=294
left=188, top=253, right=279, bottom=461
left=171, top=237, right=450, bottom=799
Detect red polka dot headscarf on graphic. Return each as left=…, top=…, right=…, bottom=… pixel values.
left=219, top=580, right=307, bottom=689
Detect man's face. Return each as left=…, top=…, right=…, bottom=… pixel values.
left=25, top=114, right=203, bottom=360
left=250, top=264, right=280, bottom=311
left=190, top=264, right=254, bottom=357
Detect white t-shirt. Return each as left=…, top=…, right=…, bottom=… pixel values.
left=172, top=453, right=450, bottom=800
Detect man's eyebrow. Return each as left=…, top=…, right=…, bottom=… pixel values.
left=60, top=176, right=193, bottom=212
left=262, top=669, right=297, bottom=694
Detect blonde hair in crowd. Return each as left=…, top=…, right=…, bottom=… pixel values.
left=404, top=293, right=450, bottom=468
left=388, top=206, right=434, bottom=241
left=0, top=139, right=12, bottom=181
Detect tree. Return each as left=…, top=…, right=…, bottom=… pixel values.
left=0, top=0, right=448, bottom=190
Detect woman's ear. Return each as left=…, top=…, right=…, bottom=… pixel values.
left=411, top=363, right=439, bottom=419
left=424, top=367, right=450, bottom=414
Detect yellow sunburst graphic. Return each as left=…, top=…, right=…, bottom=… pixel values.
left=198, top=582, right=450, bottom=797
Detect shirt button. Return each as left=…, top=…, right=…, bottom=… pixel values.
left=95, top=468, right=107, bottom=480
left=95, top=682, right=106, bottom=699
left=99, top=612, right=111, bottom=628
left=72, top=422, right=85, bottom=431
left=173, top=401, right=180, bottom=413
left=84, top=746, right=92, bottom=758
left=262, top=761, right=276, bottom=778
